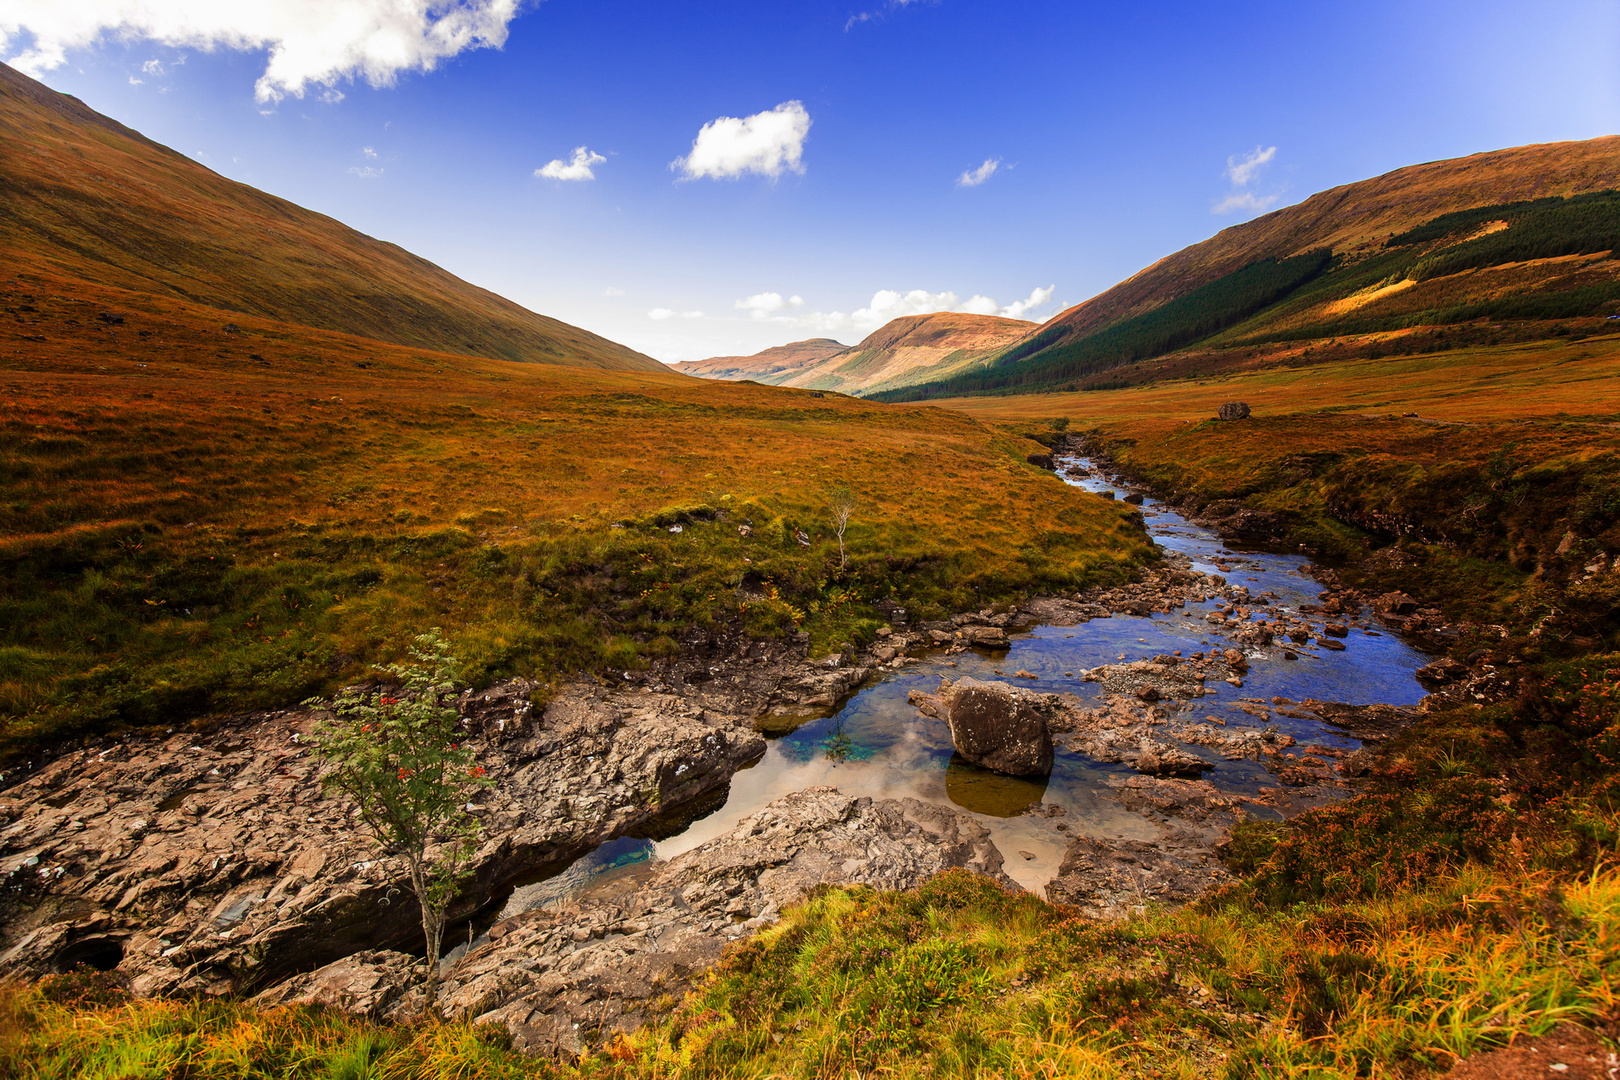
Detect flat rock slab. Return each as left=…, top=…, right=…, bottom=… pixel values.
left=1045, top=832, right=1233, bottom=919
left=0, top=680, right=764, bottom=997
left=261, top=787, right=1012, bottom=1058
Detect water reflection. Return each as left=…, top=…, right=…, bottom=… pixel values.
left=943, top=754, right=1048, bottom=817
left=496, top=454, right=1435, bottom=912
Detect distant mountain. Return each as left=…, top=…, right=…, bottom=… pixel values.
left=0, top=62, right=661, bottom=372
left=681, top=312, right=1035, bottom=395
left=672, top=338, right=850, bottom=383
left=875, top=136, right=1620, bottom=401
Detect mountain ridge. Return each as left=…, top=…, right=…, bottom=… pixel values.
left=0, top=62, right=661, bottom=373
left=873, top=135, right=1620, bottom=401
left=679, top=311, right=1035, bottom=395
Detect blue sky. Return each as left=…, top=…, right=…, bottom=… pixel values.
left=6, top=0, right=1619, bottom=362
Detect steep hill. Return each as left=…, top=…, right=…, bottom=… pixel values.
left=671, top=337, right=850, bottom=383
left=682, top=312, right=1034, bottom=395
left=876, top=137, right=1620, bottom=400
left=0, top=62, right=661, bottom=372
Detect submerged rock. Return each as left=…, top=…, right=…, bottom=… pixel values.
left=943, top=678, right=1055, bottom=777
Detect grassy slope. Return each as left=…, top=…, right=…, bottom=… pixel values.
left=6, top=855, right=1617, bottom=1078
left=876, top=140, right=1620, bottom=402
left=0, top=268, right=1152, bottom=763
left=0, top=63, right=660, bottom=373
left=1025, top=137, right=1620, bottom=344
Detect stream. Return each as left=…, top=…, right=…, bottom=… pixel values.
left=453, top=456, right=1434, bottom=955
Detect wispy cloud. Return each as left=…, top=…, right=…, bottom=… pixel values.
left=603, top=286, right=625, bottom=297
left=1214, top=144, right=1281, bottom=215
left=1225, top=145, right=1276, bottom=186
left=1, top=0, right=519, bottom=103
left=536, top=146, right=606, bottom=182
left=1212, top=190, right=1278, bottom=214
left=672, top=101, right=811, bottom=180
left=956, top=157, right=1000, bottom=187
left=648, top=308, right=706, bottom=321
left=845, top=0, right=931, bottom=32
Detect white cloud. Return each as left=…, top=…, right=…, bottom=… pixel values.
left=846, top=0, right=929, bottom=31
left=603, top=286, right=625, bottom=297
left=348, top=165, right=382, bottom=180
left=672, top=101, right=810, bottom=180
left=1225, top=145, right=1277, bottom=186
left=362, top=145, right=377, bottom=159
left=998, top=284, right=1056, bottom=320
left=791, top=285, right=1056, bottom=335
left=0, top=0, right=519, bottom=103
left=648, top=308, right=705, bottom=321
left=735, top=291, right=804, bottom=319
left=957, top=158, right=1000, bottom=187
left=141, top=57, right=166, bottom=75
left=1214, top=145, right=1281, bottom=215
left=1213, top=190, right=1279, bottom=214
left=536, top=146, right=605, bottom=182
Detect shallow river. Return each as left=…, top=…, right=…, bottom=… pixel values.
left=482, top=456, right=1433, bottom=929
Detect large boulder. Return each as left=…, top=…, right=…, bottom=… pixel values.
left=1217, top=401, right=1251, bottom=421
left=943, top=678, right=1054, bottom=777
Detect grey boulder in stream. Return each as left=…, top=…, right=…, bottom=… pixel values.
left=943, top=677, right=1056, bottom=777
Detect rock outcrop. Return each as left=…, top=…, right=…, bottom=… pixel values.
left=1046, top=833, right=1233, bottom=918
left=0, top=681, right=766, bottom=997
left=1217, top=401, right=1251, bottom=421
left=257, top=788, right=1011, bottom=1056
left=942, top=678, right=1055, bottom=776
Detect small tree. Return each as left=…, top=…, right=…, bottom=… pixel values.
left=308, top=630, right=492, bottom=1013
left=828, top=485, right=858, bottom=570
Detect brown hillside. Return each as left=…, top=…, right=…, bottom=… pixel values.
left=672, top=337, right=850, bottom=383
left=788, top=311, right=1035, bottom=394
left=1040, top=136, right=1620, bottom=340
left=0, top=63, right=661, bottom=372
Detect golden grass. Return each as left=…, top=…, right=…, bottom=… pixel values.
left=0, top=268, right=1152, bottom=756
left=3, top=860, right=1616, bottom=1079
left=935, top=333, right=1620, bottom=427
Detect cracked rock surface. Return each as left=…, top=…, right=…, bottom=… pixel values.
left=257, top=787, right=1011, bottom=1057
left=0, top=679, right=766, bottom=996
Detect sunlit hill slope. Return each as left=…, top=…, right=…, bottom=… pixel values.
left=682, top=311, right=1035, bottom=395
left=0, top=63, right=660, bottom=373
left=876, top=136, right=1620, bottom=400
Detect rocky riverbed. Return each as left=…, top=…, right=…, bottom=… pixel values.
left=0, top=453, right=1517, bottom=1058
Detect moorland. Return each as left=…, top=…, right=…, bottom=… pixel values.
left=1, top=60, right=1619, bottom=1080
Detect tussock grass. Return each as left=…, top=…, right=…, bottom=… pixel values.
left=3, top=860, right=1615, bottom=1079
left=0, top=271, right=1153, bottom=762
